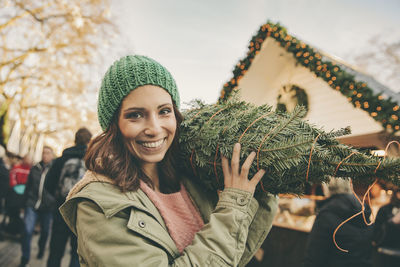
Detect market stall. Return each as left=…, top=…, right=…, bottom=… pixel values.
left=219, top=22, right=400, bottom=266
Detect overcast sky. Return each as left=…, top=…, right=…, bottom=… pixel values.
left=108, top=0, right=400, bottom=107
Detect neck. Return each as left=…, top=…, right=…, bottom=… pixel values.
left=142, top=162, right=160, bottom=191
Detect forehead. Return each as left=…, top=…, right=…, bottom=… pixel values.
left=121, top=85, right=173, bottom=108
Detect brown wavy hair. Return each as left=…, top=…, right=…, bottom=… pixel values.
left=85, top=105, right=183, bottom=193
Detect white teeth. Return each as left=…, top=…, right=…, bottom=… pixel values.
left=141, top=139, right=164, bottom=148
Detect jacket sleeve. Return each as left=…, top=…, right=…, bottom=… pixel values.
left=74, top=188, right=275, bottom=267
left=238, top=192, right=278, bottom=266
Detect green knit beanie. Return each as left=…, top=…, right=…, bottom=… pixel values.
left=98, top=55, right=180, bottom=131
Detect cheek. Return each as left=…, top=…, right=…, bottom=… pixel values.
left=167, top=118, right=177, bottom=137
left=118, top=121, right=138, bottom=140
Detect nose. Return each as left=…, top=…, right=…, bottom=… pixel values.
left=144, top=114, right=162, bottom=136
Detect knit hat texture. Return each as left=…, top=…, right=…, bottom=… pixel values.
left=98, top=55, right=180, bottom=130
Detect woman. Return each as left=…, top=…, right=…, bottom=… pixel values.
left=60, top=55, right=278, bottom=266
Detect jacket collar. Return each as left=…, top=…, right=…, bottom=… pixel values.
left=66, top=171, right=164, bottom=221
left=66, top=171, right=217, bottom=224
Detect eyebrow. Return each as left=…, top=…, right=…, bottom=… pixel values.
left=122, top=103, right=173, bottom=113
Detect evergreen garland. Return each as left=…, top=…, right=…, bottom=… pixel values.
left=179, top=99, right=400, bottom=196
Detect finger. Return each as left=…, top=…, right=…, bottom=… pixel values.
left=240, top=151, right=256, bottom=179
left=249, top=169, right=266, bottom=188
left=231, top=143, right=241, bottom=176
left=221, top=155, right=231, bottom=184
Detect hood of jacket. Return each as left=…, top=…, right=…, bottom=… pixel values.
left=60, top=171, right=219, bottom=260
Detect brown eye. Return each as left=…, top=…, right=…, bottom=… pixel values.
left=125, top=112, right=142, bottom=119
left=160, top=108, right=172, bottom=115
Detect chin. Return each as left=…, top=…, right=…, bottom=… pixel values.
left=138, top=153, right=168, bottom=164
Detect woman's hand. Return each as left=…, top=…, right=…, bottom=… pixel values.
left=221, top=143, right=265, bottom=194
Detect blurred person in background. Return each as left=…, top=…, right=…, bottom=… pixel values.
left=45, top=128, right=92, bottom=267
left=0, top=145, right=10, bottom=240
left=372, top=188, right=400, bottom=266
left=303, top=178, right=373, bottom=267
left=0, top=145, right=9, bottom=214
left=19, top=146, right=55, bottom=267
left=5, top=154, right=32, bottom=236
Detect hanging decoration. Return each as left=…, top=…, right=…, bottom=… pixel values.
left=276, top=84, right=309, bottom=117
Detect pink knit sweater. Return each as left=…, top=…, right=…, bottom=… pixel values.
left=140, top=181, right=204, bottom=253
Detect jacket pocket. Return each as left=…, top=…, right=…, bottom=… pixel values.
left=126, top=208, right=180, bottom=259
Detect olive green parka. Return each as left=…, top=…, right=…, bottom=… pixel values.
left=60, top=171, right=278, bottom=266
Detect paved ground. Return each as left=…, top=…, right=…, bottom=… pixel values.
left=0, top=214, right=71, bottom=267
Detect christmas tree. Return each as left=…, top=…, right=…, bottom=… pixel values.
left=179, top=98, right=400, bottom=196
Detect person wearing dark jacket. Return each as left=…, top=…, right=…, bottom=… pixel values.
left=6, top=155, right=32, bottom=236
left=303, top=179, right=373, bottom=267
left=372, top=188, right=400, bottom=266
left=0, top=146, right=9, bottom=240
left=19, top=146, right=55, bottom=267
left=45, top=128, right=92, bottom=267
left=0, top=146, right=9, bottom=214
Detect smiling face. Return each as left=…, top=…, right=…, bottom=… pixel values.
left=118, top=85, right=177, bottom=170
